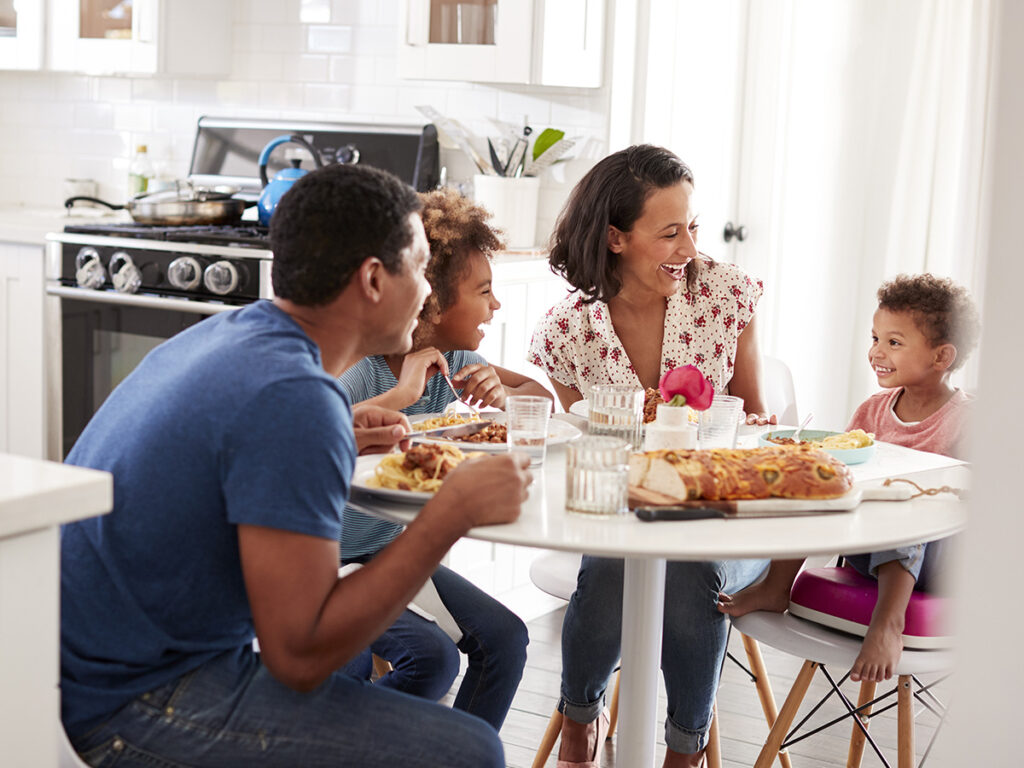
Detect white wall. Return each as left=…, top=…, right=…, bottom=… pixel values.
left=0, top=0, right=610, bottom=243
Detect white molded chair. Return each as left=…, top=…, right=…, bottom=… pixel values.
left=59, top=721, right=91, bottom=768
left=732, top=610, right=954, bottom=768
left=762, top=356, right=799, bottom=425
left=529, top=552, right=792, bottom=768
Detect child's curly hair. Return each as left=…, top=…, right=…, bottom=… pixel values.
left=877, top=273, right=981, bottom=370
left=416, top=188, right=506, bottom=320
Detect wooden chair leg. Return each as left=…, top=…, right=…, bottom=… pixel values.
left=741, top=633, right=794, bottom=768
left=847, top=680, right=878, bottom=768
left=532, top=707, right=564, bottom=768
left=754, top=660, right=818, bottom=768
left=371, top=654, right=393, bottom=680
left=607, top=668, right=621, bottom=738
left=705, top=703, right=722, bottom=768
left=897, top=675, right=914, bottom=768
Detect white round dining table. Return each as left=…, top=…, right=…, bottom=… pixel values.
left=346, top=435, right=968, bottom=767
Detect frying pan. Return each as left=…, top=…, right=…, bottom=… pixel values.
left=64, top=184, right=251, bottom=226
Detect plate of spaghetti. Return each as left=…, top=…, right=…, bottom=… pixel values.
left=351, top=443, right=479, bottom=504
left=409, top=413, right=582, bottom=451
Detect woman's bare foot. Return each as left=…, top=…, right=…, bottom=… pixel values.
left=717, top=581, right=791, bottom=617
left=850, top=617, right=904, bottom=682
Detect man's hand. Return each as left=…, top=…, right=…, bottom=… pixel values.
left=422, top=452, right=532, bottom=532
left=452, top=363, right=506, bottom=409
left=352, top=403, right=411, bottom=455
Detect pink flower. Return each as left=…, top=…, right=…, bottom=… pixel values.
left=658, top=365, right=714, bottom=410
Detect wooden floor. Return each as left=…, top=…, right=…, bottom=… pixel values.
left=441, top=606, right=952, bottom=768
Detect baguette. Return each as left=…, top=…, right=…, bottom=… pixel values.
left=628, top=444, right=853, bottom=501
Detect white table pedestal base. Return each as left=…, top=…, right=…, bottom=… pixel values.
left=619, top=557, right=666, bottom=767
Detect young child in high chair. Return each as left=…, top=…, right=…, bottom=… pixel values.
left=719, top=273, right=980, bottom=683
left=336, top=188, right=552, bottom=731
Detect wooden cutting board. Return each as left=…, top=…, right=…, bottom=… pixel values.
left=627, top=483, right=913, bottom=518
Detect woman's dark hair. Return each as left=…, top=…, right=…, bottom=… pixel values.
left=549, top=144, right=697, bottom=303
left=877, top=273, right=981, bottom=371
left=270, top=163, right=421, bottom=306
left=418, top=187, right=505, bottom=318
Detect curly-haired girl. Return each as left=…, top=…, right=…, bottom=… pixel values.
left=336, top=188, right=552, bottom=731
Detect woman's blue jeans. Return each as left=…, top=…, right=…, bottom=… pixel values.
left=558, top=555, right=768, bottom=755
left=341, top=562, right=529, bottom=731
left=69, top=645, right=504, bottom=768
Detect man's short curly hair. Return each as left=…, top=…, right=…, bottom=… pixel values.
left=417, top=188, right=505, bottom=318
left=270, top=163, right=421, bottom=306
left=877, top=273, right=981, bottom=370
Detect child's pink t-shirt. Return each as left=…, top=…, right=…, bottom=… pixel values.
left=846, top=388, right=972, bottom=460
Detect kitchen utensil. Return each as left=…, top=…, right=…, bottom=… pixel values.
left=791, top=412, right=814, bottom=443
left=524, top=138, right=576, bottom=176
left=487, top=138, right=506, bottom=176
left=407, top=420, right=494, bottom=439
left=531, top=128, right=565, bottom=161
left=257, top=134, right=324, bottom=226
left=416, top=105, right=494, bottom=176
left=444, top=373, right=481, bottom=417
left=504, top=138, right=529, bottom=178
left=64, top=182, right=249, bottom=226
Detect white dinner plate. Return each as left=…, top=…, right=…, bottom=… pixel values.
left=409, top=412, right=582, bottom=452
left=349, top=454, right=433, bottom=505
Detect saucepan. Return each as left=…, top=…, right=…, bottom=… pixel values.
left=64, top=182, right=251, bottom=226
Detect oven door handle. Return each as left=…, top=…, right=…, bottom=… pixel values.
left=46, top=285, right=244, bottom=316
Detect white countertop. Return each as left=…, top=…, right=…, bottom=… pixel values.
left=0, top=453, right=113, bottom=538
left=0, top=203, right=131, bottom=246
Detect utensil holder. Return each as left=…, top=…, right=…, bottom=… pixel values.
left=473, top=174, right=540, bottom=249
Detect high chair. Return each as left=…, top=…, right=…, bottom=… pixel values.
left=529, top=551, right=792, bottom=768
left=732, top=566, right=954, bottom=768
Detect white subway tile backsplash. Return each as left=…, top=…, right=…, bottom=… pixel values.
left=113, top=104, right=153, bottom=132
left=373, top=0, right=400, bottom=25
left=308, top=25, right=353, bottom=54
left=260, top=24, right=307, bottom=55
left=131, top=79, right=176, bottom=102
left=351, top=25, right=397, bottom=57
left=350, top=84, right=397, bottom=116
left=16, top=73, right=56, bottom=101
left=73, top=102, right=115, bottom=131
left=259, top=81, right=306, bottom=110
left=282, top=54, right=330, bottom=82
left=97, top=78, right=133, bottom=104
left=233, top=23, right=263, bottom=54
left=245, top=0, right=299, bottom=25
left=303, top=82, right=353, bottom=112
left=330, top=0, right=364, bottom=25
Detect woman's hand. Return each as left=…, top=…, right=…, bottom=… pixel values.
left=391, top=347, right=450, bottom=408
left=351, top=404, right=411, bottom=455
left=452, top=363, right=506, bottom=409
left=744, top=412, right=778, bottom=426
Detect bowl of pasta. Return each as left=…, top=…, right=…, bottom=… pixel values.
left=408, top=411, right=581, bottom=452
left=759, top=428, right=876, bottom=465
left=351, top=443, right=478, bottom=503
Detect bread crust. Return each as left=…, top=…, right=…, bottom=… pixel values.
left=628, top=445, right=853, bottom=501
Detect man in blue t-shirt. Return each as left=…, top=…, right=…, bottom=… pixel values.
left=60, top=164, right=532, bottom=768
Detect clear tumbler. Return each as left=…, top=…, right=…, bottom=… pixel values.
left=565, top=436, right=630, bottom=516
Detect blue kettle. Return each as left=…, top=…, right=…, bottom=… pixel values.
left=257, top=134, right=324, bottom=226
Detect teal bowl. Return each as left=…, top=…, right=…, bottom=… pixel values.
left=758, top=429, right=876, bottom=465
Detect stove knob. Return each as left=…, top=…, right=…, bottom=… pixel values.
left=109, top=251, right=142, bottom=294
left=204, top=260, right=239, bottom=295
left=168, top=256, right=202, bottom=290
left=74, top=247, right=106, bottom=289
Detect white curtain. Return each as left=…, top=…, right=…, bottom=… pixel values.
left=640, top=0, right=995, bottom=427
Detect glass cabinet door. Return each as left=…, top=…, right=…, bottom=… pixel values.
left=0, top=0, right=43, bottom=69
left=78, top=0, right=133, bottom=40
left=428, top=0, right=498, bottom=45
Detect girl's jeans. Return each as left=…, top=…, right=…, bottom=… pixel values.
left=558, top=555, right=768, bottom=755
left=69, top=645, right=503, bottom=768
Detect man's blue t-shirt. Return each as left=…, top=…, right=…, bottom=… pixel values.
left=61, top=301, right=356, bottom=737
left=338, top=350, right=485, bottom=559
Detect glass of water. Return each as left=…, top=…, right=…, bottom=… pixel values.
left=505, top=395, right=552, bottom=467
left=697, top=394, right=744, bottom=449
left=588, top=384, right=644, bottom=449
left=565, top=436, right=630, bottom=516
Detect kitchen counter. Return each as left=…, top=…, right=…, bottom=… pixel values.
left=0, top=203, right=130, bottom=246
left=0, top=453, right=112, bottom=766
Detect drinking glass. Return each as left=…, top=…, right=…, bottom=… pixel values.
left=697, top=394, right=744, bottom=449
left=588, top=384, right=644, bottom=449
left=565, top=436, right=630, bottom=516
left=505, top=395, right=551, bottom=467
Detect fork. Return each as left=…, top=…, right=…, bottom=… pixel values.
left=791, top=412, right=813, bottom=443
left=444, top=373, right=481, bottom=418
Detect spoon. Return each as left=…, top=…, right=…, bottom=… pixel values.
left=791, top=412, right=814, bottom=443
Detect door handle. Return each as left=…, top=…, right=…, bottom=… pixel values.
left=723, top=222, right=747, bottom=243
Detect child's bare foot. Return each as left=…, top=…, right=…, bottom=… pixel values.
left=717, top=581, right=791, bottom=617
left=850, top=619, right=904, bottom=682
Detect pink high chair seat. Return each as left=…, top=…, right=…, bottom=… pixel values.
left=787, top=566, right=953, bottom=649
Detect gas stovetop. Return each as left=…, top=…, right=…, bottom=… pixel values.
left=62, top=223, right=270, bottom=249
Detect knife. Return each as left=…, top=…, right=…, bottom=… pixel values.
left=634, top=506, right=725, bottom=521
left=407, top=420, right=495, bottom=440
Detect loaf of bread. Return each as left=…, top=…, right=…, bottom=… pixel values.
left=628, top=445, right=853, bottom=501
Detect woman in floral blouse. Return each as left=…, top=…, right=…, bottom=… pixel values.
left=528, top=145, right=770, bottom=768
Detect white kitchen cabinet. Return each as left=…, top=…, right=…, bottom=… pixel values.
left=47, top=0, right=231, bottom=76
left=0, top=0, right=44, bottom=69
left=397, top=0, right=605, bottom=87
left=0, top=241, right=46, bottom=459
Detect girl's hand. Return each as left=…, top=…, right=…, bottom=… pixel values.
left=452, top=363, right=506, bottom=409
left=744, top=412, right=778, bottom=426
left=393, top=347, right=450, bottom=406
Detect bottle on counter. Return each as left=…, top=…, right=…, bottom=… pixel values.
left=643, top=403, right=698, bottom=452
left=128, top=144, right=155, bottom=197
